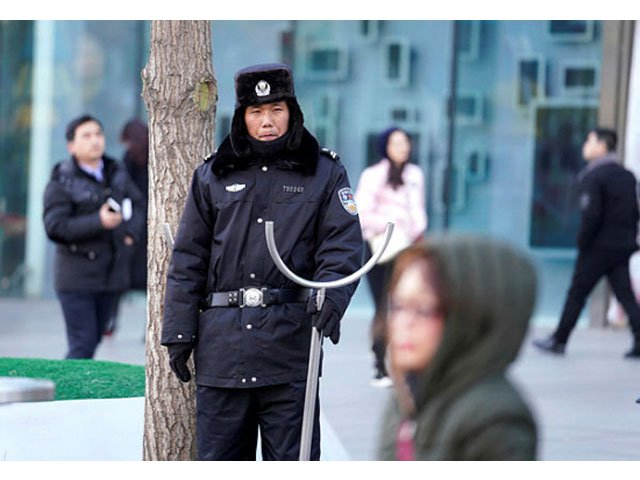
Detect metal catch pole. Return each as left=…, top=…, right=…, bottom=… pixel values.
left=265, top=221, right=394, bottom=461
left=298, top=287, right=325, bottom=461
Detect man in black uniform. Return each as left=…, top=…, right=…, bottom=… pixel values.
left=43, top=115, right=145, bottom=359
left=534, top=127, right=640, bottom=358
left=161, top=64, right=364, bottom=460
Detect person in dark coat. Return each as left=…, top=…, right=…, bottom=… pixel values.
left=104, top=119, right=150, bottom=336
left=377, top=235, right=538, bottom=460
left=43, top=114, right=145, bottom=359
left=120, top=118, right=149, bottom=292
left=161, top=63, right=363, bottom=461
left=533, top=128, right=640, bottom=358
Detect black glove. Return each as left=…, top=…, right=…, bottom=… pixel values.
left=307, top=295, right=341, bottom=345
left=167, top=342, right=194, bottom=382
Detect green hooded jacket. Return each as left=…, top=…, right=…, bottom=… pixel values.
left=377, top=234, right=538, bottom=460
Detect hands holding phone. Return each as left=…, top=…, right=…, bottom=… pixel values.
left=99, top=199, right=123, bottom=229
left=100, top=198, right=135, bottom=247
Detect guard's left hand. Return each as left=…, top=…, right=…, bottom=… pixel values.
left=307, top=296, right=341, bottom=345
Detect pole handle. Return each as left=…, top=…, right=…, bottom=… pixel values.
left=264, top=221, right=395, bottom=290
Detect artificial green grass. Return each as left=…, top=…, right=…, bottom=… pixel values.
left=0, top=357, right=145, bottom=400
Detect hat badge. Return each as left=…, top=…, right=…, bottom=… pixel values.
left=255, top=80, right=270, bottom=97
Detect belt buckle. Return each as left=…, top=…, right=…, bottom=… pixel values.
left=240, top=288, right=266, bottom=308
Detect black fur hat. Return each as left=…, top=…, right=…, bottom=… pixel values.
left=230, top=63, right=304, bottom=156
left=234, top=63, right=296, bottom=107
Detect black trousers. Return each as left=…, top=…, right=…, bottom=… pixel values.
left=196, top=381, right=321, bottom=461
left=554, top=248, right=640, bottom=344
left=57, top=291, right=118, bottom=359
left=364, top=242, right=393, bottom=376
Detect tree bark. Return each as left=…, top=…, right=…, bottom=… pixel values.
left=141, top=20, right=216, bottom=461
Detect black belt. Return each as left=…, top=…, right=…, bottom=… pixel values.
left=201, top=287, right=313, bottom=309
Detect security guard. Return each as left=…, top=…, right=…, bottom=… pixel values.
left=534, top=127, right=640, bottom=358
left=161, top=63, right=364, bottom=460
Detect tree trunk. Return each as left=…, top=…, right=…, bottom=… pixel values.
left=141, top=20, right=216, bottom=461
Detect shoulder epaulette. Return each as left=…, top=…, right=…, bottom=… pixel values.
left=320, top=147, right=340, bottom=161
left=203, top=151, right=216, bottom=163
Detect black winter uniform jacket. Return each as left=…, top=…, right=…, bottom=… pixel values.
left=43, top=156, right=145, bottom=292
left=161, top=130, right=364, bottom=388
left=576, top=154, right=639, bottom=251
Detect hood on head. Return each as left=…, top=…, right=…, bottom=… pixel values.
left=395, top=234, right=537, bottom=414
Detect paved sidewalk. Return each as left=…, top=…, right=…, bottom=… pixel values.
left=0, top=397, right=349, bottom=460
left=1, top=296, right=639, bottom=460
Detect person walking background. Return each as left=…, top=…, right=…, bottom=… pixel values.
left=377, top=235, right=538, bottom=460
left=533, top=127, right=640, bottom=358
left=43, top=114, right=145, bottom=359
left=354, top=127, right=427, bottom=387
left=104, top=119, right=150, bottom=337
left=120, top=118, right=149, bottom=294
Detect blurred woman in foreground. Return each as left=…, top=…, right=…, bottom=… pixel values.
left=377, top=235, right=538, bottom=460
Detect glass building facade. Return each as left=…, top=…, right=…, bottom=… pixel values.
left=0, top=20, right=635, bottom=326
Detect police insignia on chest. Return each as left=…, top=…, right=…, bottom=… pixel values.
left=282, top=185, right=304, bottom=194
left=338, top=187, right=358, bottom=215
left=226, top=183, right=247, bottom=193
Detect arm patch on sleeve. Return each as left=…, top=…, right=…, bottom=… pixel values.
left=338, top=187, right=358, bottom=215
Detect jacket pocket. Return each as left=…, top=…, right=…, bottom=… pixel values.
left=195, top=308, right=241, bottom=380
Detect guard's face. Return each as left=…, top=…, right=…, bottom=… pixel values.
left=388, top=263, right=444, bottom=374
left=67, top=120, right=105, bottom=164
left=244, top=101, right=290, bottom=141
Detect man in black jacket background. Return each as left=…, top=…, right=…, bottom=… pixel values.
left=43, top=115, right=144, bottom=359
left=534, top=127, right=640, bottom=358
left=161, top=64, right=363, bottom=460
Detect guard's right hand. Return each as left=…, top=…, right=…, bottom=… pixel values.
left=99, top=202, right=123, bottom=230
left=167, top=343, right=194, bottom=382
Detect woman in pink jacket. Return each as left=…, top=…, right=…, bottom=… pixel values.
left=355, top=127, right=428, bottom=387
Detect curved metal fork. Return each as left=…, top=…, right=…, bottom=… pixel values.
left=265, top=221, right=395, bottom=461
